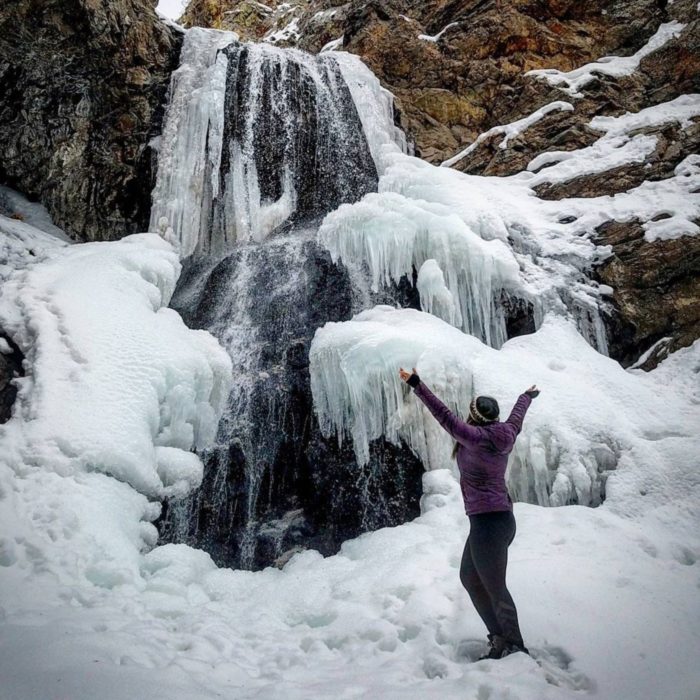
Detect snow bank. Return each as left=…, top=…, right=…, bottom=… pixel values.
left=310, top=306, right=698, bottom=510
left=0, top=232, right=231, bottom=498
left=0, top=222, right=230, bottom=597
left=527, top=21, right=686, bottom=97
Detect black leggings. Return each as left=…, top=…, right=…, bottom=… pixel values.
left=459, top=510, right=524, bottom=645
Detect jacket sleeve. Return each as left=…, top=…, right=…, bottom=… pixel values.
left=494, top=393, right=532, bottom=448
left=413, top=381, right=482, bottom=445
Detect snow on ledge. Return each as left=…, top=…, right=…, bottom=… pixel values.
left=418, top=22, right=459, bottom=43
left=441, top=101, right=574, bottom=168
left=526, top=21, right=685, bottom=98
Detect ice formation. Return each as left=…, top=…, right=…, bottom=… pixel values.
left=310, top=306, right=699, bottom=509
left=0, top=229, right=231, bottom=499
left=151, top=33, right=377, bottom=258
left=416, top=260, right=458, bottom=327
left=318, top=191, right=519, bottom=346
left=149, top=28, right=237, bottom=258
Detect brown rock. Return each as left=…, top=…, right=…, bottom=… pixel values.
left=595, top=221, right=700, bottom=368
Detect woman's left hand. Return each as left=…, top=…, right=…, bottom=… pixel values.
left=399, top=367, right=416, bottom=383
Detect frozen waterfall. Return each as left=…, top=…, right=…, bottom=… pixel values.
left=150, top=29, right=378, bottom=258
left=152, top=31, right=423, bottom=569
left=150, top=25, right=618, bottom=569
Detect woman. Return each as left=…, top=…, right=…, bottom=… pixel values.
left=399, top=367, right=539, bottom=660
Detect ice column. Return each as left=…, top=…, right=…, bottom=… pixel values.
left=149, top=28, right=237, bottom=258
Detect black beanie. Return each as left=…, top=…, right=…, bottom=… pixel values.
left=469, top=396, right=500, bottom=424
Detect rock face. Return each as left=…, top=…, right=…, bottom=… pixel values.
left=179, top=0, right=680, bottom=162
left=594, top=221, right=700, bottom=369
left=0, top=0, right=182, bottom=241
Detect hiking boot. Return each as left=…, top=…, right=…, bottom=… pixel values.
left=478, top=633, right=507, bottom=660
left=479, top=635, right=530, bottom=660
left=500, top=640, right=530, bottom=658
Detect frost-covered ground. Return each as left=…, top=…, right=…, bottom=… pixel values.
left=2, top=20, right=700, bottom=700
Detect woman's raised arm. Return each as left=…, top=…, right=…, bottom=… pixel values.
left=399, top=368, right=481, bottom=446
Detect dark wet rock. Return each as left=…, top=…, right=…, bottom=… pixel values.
left=0, top=0, right=182, bottom=241
left=0, top=334, right=23, bottom=424
left=594, top=220, right=700, bottom=369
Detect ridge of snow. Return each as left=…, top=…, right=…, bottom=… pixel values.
left=418, top=22, right=460, bottom=43
left=526, top=21, right=686, bottom=97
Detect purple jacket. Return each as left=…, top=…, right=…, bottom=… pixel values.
left=413, top=382, right=532, bottom=515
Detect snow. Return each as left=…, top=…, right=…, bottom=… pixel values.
left=156, top=0, right=189, bottom=21
left=418, top=22, right=460, bottom=43
left=0, top=209, right=70, bottom=283
left=320, top=35, right=344, bottom=52
left=264, top=17, right=301, bottom=44
left=527, top=21, right=686, bottom=97
left=3, top=438, right=700, bottom=700
left=523, top=94, right=700, bottom=188
left=588, top=93, right=700, bottom=136
left=441, top=101, right=574, bottom=168
left=0, top=186, right=70, bottom=241
left=0, top=229, right=231, bottom=501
